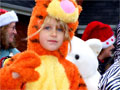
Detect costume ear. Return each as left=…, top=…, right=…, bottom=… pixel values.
left=86, top=39, right=102, bottom=56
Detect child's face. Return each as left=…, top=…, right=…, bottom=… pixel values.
left=39, top=17, right=65, bottom=51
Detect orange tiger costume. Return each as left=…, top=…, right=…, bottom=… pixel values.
left=0, top=0, right=87, bottom=90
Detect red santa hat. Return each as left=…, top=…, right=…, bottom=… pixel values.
left=81, top=21, right=115, bottom=48
left=0, top=9, right=18, bottom=27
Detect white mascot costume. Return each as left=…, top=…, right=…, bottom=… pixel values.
left=66, top=36, right=102, bottom=90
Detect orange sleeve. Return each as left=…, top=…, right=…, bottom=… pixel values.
left=0, top=51, right=41, bottom=90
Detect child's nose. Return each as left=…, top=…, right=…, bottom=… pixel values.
left=51, top=30, right=57, bottom=37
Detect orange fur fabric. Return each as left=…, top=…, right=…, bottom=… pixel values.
left=0, top=51, right=40, bottom=89
left=0, top=0, right=87, bottom=90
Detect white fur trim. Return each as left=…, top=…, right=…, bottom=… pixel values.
left=102, top=35, right=115, bottom=48
left=0, top=11, right=18, bottom=27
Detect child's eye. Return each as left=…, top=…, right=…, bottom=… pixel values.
left=57, top=28, right=63, bottom=32
left=44, top=26, right=50, bottom=30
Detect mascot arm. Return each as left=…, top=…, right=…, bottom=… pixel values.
left=0, top=51, right=41, bottom=90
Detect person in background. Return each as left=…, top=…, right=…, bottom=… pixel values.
left=0, top=9, right=20, bottom=67
left=81, top=21, right=116, bottom=75
left=98, top=22, right=120, bottom=90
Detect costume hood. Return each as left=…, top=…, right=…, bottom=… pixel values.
left=27, top=0, right=82, bottom=58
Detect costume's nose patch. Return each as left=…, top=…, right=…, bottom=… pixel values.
left=60, top=0, right=75, bottom=13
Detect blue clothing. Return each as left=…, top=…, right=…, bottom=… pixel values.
left=0, top=48, right=20, bottom=59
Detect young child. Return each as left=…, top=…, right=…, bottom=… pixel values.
left=0, top=0, right=87, bottom=90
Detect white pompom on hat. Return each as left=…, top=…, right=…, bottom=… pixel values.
left=0, top=9, right=18, bottom=27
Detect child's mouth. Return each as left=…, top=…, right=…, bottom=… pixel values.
left=48, top=40, right=57, bottom=43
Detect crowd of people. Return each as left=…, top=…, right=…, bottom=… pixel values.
left=0, top=0, right=119, bottom=89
